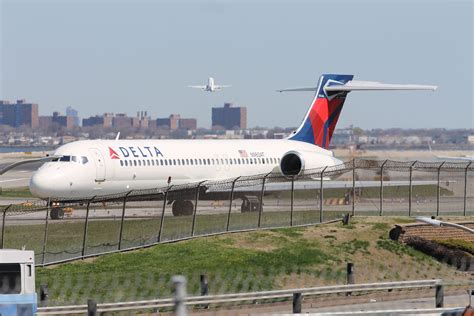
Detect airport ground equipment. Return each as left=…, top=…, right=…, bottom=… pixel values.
left=0, top=249, right=37, bottom=315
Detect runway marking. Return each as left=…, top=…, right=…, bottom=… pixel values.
left=0, top=178, right=29, bottom=183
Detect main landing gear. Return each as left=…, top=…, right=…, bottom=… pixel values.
left=240, top=196, right=261, bottom=213
left=171, top=200, right=194, bottom=216
left=50, top=207, right=65, bottom=220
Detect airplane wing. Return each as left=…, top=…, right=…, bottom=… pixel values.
left=188, top=85, right=207, bottom=90
left=428, top=145, right=474, bottom=162
left=277, top=80, right=437, bottom=93
left=0, top=157, right=57, bottom=176
left=215, top=85, right=232, bottom=89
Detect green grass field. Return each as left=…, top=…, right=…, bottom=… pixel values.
left=33, top=216, right=472, bottom=306
left=0, top=186, right=34, bottom=198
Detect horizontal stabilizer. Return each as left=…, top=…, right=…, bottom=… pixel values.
left=277, top=80, right=437, bottom=93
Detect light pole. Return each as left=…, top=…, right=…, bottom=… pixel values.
left=416, top=216, right=474, bottom=234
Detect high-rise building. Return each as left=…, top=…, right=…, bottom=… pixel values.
left=178, top=118, right=197, bottom=130
left=83, top=113, right=113, bottom=128
left=66, top=106, right=80, bottom=127
left=113, top=113, right=133, bottom=129
left=157, top=114, right=180, bottom=130
left=0, top=99, right=39, bottom=128
left=212, top=103, right=247, bottom=130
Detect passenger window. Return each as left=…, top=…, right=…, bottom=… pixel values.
left=72, top=156, right=77, bottom=162
left=198, top=159, right=202, bottom=165
left=172, top=159, right=176, bottom=165
left=125, top=160, right=128, bottom=166
left=120, top=161, right=124, bottom=166
left=134, top=160, right=137, bottom=166
left=229, top=159, right=233, bottom=165
left=194, top=159, right=198, bottom=165
left=203, top=159, right=207, bottom=165
left=190, top=159, right=194, bottom=165
left=147, top=160, right=151, bottom=166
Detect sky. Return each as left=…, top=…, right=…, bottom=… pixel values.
left=1, top=0, right=473, bottom=129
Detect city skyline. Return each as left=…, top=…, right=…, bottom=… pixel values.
left=1, top=0, right=472, bottom=129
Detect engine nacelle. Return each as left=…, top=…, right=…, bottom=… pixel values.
left=280, top=151, right=305, bottom=177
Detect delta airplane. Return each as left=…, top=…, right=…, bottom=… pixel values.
left=188, top=77, right=231, bottom=92
left=1, top=74, right=437, bottom=219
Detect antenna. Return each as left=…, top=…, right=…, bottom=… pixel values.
left=115, top=132, right=120, bottom=141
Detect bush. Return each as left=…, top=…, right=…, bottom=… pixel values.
left=405, top=236, right=473, bottom=271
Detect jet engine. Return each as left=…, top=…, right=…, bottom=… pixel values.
left=280, top=151, right=305, bottom=177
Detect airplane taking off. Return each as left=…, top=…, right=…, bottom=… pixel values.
left=188, top=77, right=231, bottom=92
left=3, top=73, right=436, bottom=219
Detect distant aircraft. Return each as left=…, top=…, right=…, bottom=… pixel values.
left=428, top=144, right=474, bottom=162
left=0, top=73, right=437, bottom=219
left=188, top=77, right=231, bottom=92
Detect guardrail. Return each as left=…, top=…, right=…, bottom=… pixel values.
left=37, top=279, right=447, bottom=315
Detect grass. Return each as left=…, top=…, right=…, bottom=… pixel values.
left=0, top=186, right=34, bottom=198
left=3, top=209, right=348, bottom=264
left=32, top=216, right=471, bottom=306
left=436, top=239, right=474, bottom=255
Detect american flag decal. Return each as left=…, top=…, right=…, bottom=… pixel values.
left=238, top=150, right=248, bottom=158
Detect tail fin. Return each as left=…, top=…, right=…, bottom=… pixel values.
left=285, top=74, right=437, bottom=149
left=289, top=74, right=354, bottom=149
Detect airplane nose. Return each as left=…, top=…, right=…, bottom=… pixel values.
left=29, top=172, right=52, bottom=199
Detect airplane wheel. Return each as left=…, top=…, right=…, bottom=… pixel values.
left=172, top=200, right=194, bottom=216
left=241, top=199, right=251, bottom=213
left=50, top=207, right=64, bottom=220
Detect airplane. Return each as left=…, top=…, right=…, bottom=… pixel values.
left=1, top=73, right=437, bottom=219
left=428, top=144, right=474, bottom=162
left=188, top=77, right=231, bottom=92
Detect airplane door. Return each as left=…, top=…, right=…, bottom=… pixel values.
left=89, top=148, right=106, bottom=182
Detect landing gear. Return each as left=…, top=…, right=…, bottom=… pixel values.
left=172, top=200, right=194, bottom=216
left=240, top=197, right=261, bottom=213
left=50, top=207, right=64, bottom=220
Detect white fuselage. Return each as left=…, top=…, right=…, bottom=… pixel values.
left=29, top=139, right=341, bottom=199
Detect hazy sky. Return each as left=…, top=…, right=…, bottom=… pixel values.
left=1, top=0, right=473, bottom=129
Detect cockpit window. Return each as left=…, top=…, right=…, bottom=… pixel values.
left=53, top=155, right=88, bottom=164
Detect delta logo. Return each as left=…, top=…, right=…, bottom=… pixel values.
left=109, top=147, right=120, bottom=159
left=108, top=146, right=164, bottom=159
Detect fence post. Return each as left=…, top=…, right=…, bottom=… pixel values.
left=173, top=275, right=187, bottom=316
left=118, top=191, right=132, bottom=251
left=41, top=198, right=51, bottom=266
left=39, top=284, right=48, bottom=307
left=87, top=299, right=97, bottom=316
left=81, top=197, right=95, bottom=259
left=320, top=167, right=327, bottom=223
left=408, top=161, right=416, bottom=217
left=200, top=274, right=209, bottom=309
left=258, top=173, right=270, bottom=228
left=292, top=292, right=302, bottom=313
left=191, top=181, right=206, bottom=237
left=226, top=177, right=240, bottom=232
left=346, top=262, right=355, bottom=296
left=352, top=158, right=356, bottom=216
left=1, top=205, right=11, bottom=249
left=380, top=160, right=387, bottom=216
left=158, top=185, right=172, bottom=243
left=437, top=162, right=445, bottom=217
left=464, top=162, right=472, bottom=216
left=290, top=176, right=295, bottom=227
left=435, top=284, right=444, bottom=308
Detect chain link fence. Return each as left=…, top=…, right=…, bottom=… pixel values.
left=0, top=159, right=472, bottom=266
